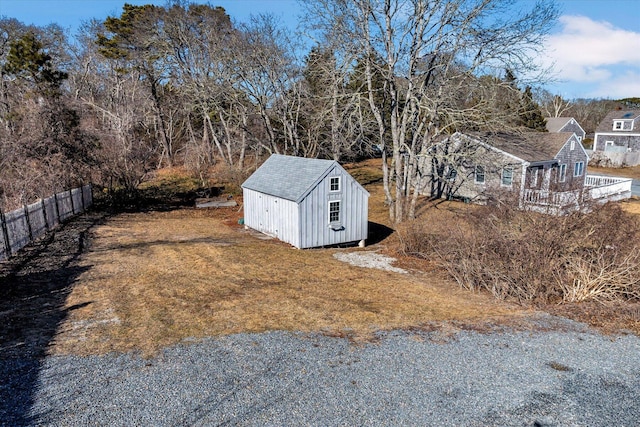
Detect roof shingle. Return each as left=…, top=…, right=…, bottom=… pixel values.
left=242, top=154, right=337, bottom=202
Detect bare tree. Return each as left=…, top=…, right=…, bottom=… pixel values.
left=302, top=0, right=558, bottom=223
left=535, top=88, right=572, bottom=118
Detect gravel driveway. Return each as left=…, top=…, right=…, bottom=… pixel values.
left=2, top=318, right=639, bottom=426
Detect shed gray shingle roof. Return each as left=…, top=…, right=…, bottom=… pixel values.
left=242, top=154, right=337, bottom=202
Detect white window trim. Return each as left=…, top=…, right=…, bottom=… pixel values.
left=573, top=161, right=584, bottom=177
left=501, top=167, right=513, bottom=187
left=328, top=200, right=340, bottom=224
left=570, top=140, right=575, bottom=151
left=559, top=164, right=567, bottom=183
left=474, top=165, right=485, bottom=184
left=577, top=136, right=582, bottom=142
left=329, top=176, right=341, bottom=192
left=614, top=120, right=623, bottom=130
left=605, top=140, right=614, bottom=147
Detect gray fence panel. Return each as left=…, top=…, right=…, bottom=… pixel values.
left=1, top=185, right=92, bottom=261
left=5, top=208, right=30, bottom=253
left=27, top=201, right=47, bottom=240
left=43, top=196, right=59, bottom=229
left=71, top=187, right=83, bottom=214
left=0, top=225, right=7, bottom=261
left=82, top=184, right=93, bottom=208
left=57, top=191, right=74, bottom=221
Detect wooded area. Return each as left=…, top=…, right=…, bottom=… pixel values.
left=0, top=0, right=634, bottom=221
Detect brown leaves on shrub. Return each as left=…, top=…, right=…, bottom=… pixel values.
left=397, top=202, right=640, bottom=305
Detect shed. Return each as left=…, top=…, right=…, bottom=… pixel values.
left=241, top=154, right=369, bottom=248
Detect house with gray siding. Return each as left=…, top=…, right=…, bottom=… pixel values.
left=545, top=117, right=586, bottom=143
left=420, top=131, right=630, bottom=211
left=242, top=154, right=369, bottom=248
left=593, top=110, right=640, bottom=166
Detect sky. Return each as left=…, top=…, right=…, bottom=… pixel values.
left=0, top=0, right=638, bottom=100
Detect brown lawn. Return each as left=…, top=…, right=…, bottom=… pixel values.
left=48, top=160, right=640, bottom=356
left=52, top=204, right=530, bottom=356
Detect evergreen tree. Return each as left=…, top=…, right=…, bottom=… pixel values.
left=4, top=31, right=67, bottom=97
left=519, top=86, right=547, bottom=131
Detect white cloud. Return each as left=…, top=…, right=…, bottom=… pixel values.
left=586, top=71, right=640, bottom=99
left=541, top=15, right=640, bottom=97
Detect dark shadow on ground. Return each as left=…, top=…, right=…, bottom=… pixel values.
left=0, top=211, right=106, bottom=426
left=368, top=221, right=394, bottom=245
left=96, top=182, right=230, bottom=214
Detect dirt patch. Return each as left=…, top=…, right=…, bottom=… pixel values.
left=333, top=251, right=408, bottom=274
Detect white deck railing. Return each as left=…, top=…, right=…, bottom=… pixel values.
left=585, top=175, right=632, bottom=200
left=522, top=189, right=580, bottom=207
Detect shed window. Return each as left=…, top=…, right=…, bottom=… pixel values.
left=501, top=167, right=513, bottom=186
left=329, top=201, right=340, bottom=223
left=574, top=161, right=584, bottom=177
left=559, top=164, right=567, bottom=182
left=474, top=166, right=485, bottom=184
left=330, top=177, right=340, bottom=192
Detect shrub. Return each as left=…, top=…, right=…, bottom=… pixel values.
left=397, top=201, right=640, bottom=305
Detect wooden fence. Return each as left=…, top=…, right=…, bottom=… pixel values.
left=0, top=185, right=92, bottom=261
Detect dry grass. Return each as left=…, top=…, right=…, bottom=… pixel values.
left=588, top=165, right=640, bottom=180
left=621, top=198, right=640, bottom=216
left=50, top=171, right=525, bottom=356
left=48, top=160, right=640, bottom=357
left=52, top=207, right=521, bottom=356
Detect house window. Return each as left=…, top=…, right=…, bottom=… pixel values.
left=501, top=167, right=513, bottom=186
left=329, top=200, right=340, bottom=223
left=474, top=166, right=485, bottom=184
left=570, top=140, right=576, bottom=151
left=614, top=121, right=623, bottom=130
left=574, top=161, right=584, bottom=177
left=605, top=141, right=614, bottom=150
left=577, top=136, right=582, bottom=142
left=447, top=168, right=457, bottom=181
left=530, top=168, right=538, bottom=187
left=330, top=176, right=340, bottom=192
left=559, top=164, right=567, bottom=183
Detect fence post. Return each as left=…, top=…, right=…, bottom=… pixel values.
left=23, top=204, right=33, bottom=242
left=69, top=189, right=75, bottom=215
left=53, top=192, right=61, bottom=224
left=41, top=199, right=49, bottom=231
left=79, top=185, right=85, bottom=213
left=0, top=208, right=12, bottom=258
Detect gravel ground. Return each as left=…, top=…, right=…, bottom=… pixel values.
left=2, top=319, right=640, bottom=426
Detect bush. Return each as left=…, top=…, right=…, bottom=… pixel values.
left=397, top=202, right=640, bottom=305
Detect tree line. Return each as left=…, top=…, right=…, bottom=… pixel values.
left=0, top=0, right=629, bottom=222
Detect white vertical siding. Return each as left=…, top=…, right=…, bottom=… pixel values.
left=243, top=165, right=368, bottom=249
left=299, top=166, right=368, bottom=248
left=243, top=188, right=300, bottom=247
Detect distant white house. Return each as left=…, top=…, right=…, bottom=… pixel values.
left=241, top=154, right=369, bottom=248
left=592, top=110, right=640, bottom=166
